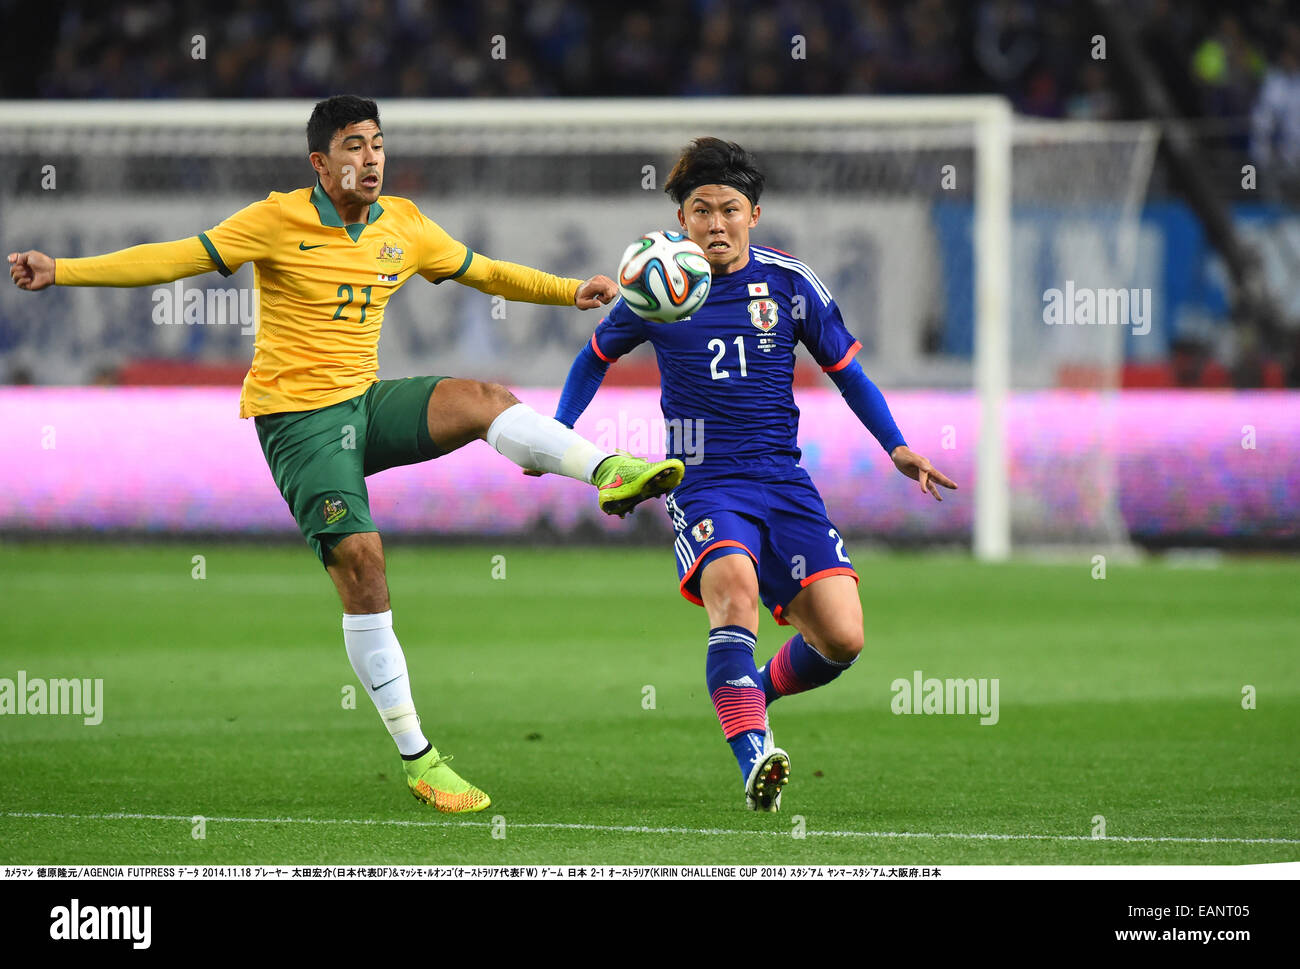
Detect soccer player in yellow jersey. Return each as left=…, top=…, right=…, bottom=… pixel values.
left=8, top=95, right=684, bottom=813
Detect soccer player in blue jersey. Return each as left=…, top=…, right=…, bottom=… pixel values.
left=554, top=138, right=956, bottom=811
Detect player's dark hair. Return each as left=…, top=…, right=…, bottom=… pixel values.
left=307, top=95, right=381, bottom=155
left=664, top=138, right=765, bottom=208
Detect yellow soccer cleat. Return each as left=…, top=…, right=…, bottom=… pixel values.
left=594, top=452, right=686, bottom=517
left=403, top=747, right=492, bottom=813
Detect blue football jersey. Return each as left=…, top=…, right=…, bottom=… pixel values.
left=591, top=245, right=861, bottom=478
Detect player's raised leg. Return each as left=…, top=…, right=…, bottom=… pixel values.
left=424, top=378, right=683, bottom=516
left=327, top=531, right=490, bottom=812
left=761, top=575, right=862, bottom=706
left=699, top=551, right=789, bottom=811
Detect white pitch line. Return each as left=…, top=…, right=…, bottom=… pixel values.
left=3, top=812, right=1298, bottom=846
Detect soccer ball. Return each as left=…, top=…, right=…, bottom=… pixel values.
left=616, top=230, right=712, bottom=323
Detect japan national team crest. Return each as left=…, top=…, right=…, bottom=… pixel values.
left=691, top=518, right=715, bottom=543
left=748, top=298, right=778, bottom=332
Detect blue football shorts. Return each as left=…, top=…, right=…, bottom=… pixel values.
left=664, top=467, right=859, bottom=624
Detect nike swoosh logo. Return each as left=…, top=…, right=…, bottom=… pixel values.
left=370, top=675, right=403, bottom=691
left=597, top=474, right=624, bottom=491
left=299, top=242, right=327, bottom=250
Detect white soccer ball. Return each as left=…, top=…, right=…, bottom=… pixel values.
left=616, top=230, right=712, bottom=323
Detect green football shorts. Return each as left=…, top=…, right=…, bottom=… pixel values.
left=255, top=376, right=447, bottom=564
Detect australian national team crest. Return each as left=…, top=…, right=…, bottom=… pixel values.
left=322, top=497, right=349, bottom=525
left=748, top=298, right=779, bottom=332
left=376, top=241, right=403, bottom=281
left=691, top=518, right=715, bottom=543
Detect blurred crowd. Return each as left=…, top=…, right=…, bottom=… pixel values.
left=2, top=1, right=1289, bottom=122
left=15, top=0, right=1300, bottom=177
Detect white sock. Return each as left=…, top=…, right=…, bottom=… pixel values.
left=485, top=402, right=610, bottom=483
left=342, top=610, right=429, bottom=757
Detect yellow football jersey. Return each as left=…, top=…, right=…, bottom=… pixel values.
left=55, top=182, right=583, bottom=417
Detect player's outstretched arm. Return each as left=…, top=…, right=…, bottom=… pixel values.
left=10, top=238, right=218, bottom=291
left=416, top=212, right=613, bottom=308
left=8, top=250, right=55, bottom=291
left=890, top=445, right=957, bottom=501
left=453, top=252, right=616, bottom=310
left=824, top=357, right=956, bottom=500
left=555, top=339, right=611, bottom=427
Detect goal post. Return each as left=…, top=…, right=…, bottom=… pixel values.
left=972, top=97, right=1013, bottom=562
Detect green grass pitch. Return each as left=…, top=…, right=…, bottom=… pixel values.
left=0, top=542, right=1296, bottom=866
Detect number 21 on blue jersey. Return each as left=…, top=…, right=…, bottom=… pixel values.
left=707, top=335, right=748, bottom=380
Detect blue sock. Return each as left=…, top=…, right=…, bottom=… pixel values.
left=705, top=625, right=768, bottom=782
left=727, top=731, right=768, bottom=783
left=759, top=633, right=854, bottom=705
